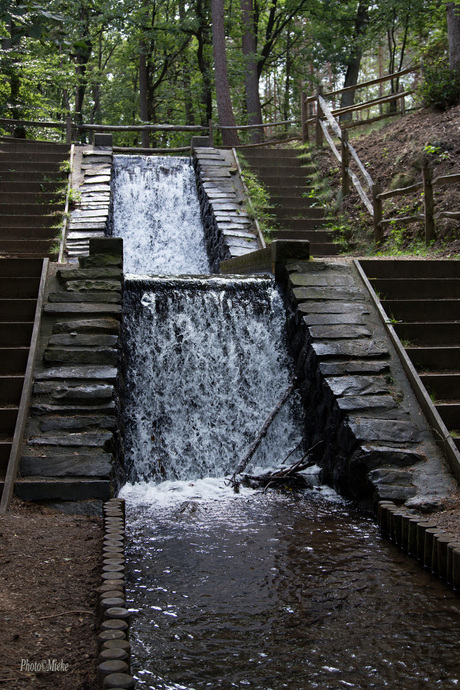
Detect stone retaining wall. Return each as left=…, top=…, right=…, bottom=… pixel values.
left=192, top=147, right=261, bottom=272
left=282, top=258, right=457, bottom=510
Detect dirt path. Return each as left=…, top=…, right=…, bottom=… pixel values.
left=0, top=499, right=102, bottom=689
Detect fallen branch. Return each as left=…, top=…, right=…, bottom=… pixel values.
left=38, top=610, right=95, bottom=620
left=229, top=380, right=296, bottom=486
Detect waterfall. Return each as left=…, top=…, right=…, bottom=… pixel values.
left=122, top=275, right=304, bottom=484
left=111, top=155, right=210, bottom=274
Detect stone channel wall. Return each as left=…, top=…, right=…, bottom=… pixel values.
left=16, top=238, right=124, bottom=513
left=282, top=258, right=457, bottom=510
left=192, top=146, right=261, bottom=272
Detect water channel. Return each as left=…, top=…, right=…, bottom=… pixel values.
left=113, top=155, right=460, bottom=689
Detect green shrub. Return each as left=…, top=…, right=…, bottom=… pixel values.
left=417, top=60, right=460, bottom=111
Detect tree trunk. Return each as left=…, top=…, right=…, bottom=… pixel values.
left=139, top=45, right=150, bottom=147
left=241, top=0, right=263, bottom=143
left=211, top=0, right=240, bottom=146
left=195, top=0, right=213, bottom=126
left=447, top=2, right=460, bottom=70
left=339, top=2, right=368, bottom=122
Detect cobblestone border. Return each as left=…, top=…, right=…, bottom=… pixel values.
left=97, top=497, right=136, bottom=688
left=378, top=501, right=460, bottom=590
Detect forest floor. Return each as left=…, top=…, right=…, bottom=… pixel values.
left=0, top=498, right=102, bottom=689
left=3, top=106, right=460, bottom=688
left=315, top=103, right=460, bottom=257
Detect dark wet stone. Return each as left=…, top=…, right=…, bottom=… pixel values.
left=319, top=361, right=390, bottom=376
left=44, top=303, right=122, bottom=315
left=369, top=467, right=414, bottom=486
left=297, top=300, right=370, bottom=314
left=312, top=339, right=388, bottom=359
left=65, top=280, right=122, bottom=293
left=48, top=334, right=118, bottom=347
left=336, top=394, right=397, bottom=412
left=79, top=253, right=123, bottom=268
left=20, top=453, right=113, bottom=477
left=39, top=416, right=116, bottom=432
left=303, top=313, right=366, bottom=325
left=325, top=375, right=389, bottom=397
left=293, top=287, right=364, bottom=301
left=346, top=418, right=421, bottom=443
left=57, top=268, right=123, bottom=282
left=44, top=347, right=117, bottom=365
left=48, top=291, right=121, bottom=303
left=308, top=324, right=371, bottom=339
left=27, top=431, right=113, bottom=447
left=350, top=444, right=426, bottom=471
left=34, top=365, right=117, bottom=380
left=290, top=272, right=354, bottom=287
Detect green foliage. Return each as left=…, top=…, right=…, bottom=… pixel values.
left=417, top=60, right=460, bottom=111
left=238, top=156, right=278, bottom=243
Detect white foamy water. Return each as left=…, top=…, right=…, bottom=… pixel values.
left=122, top=275, right=305, bottom=484
left=111, top=155, right=209, bottom=274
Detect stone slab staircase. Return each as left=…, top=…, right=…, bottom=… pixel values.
left=360, top=259, right=460, bottom=453
left=240, top=147, right=340, bottom=257
left=0, top=137, right=69, bottom=258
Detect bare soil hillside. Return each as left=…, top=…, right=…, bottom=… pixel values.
left=317, top=105, right=460, bottom=255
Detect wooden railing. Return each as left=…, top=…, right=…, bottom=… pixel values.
left=373, top=167, right=460, bottom=245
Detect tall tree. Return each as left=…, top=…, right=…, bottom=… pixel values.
left=211, top=0, right=239, bottom=145
left=447, top=2, right=460, bottom=70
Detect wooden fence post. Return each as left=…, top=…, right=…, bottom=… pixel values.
left=423, top=162, right=435, bottom=244
left=341, top=128, right=350, bottom=198
left=372, top=182, right=383, bottom=244
left=301, top=92, right=309, bottom=144
left=66, top=116, right=72, bottom=145
left=208, top=118, right=214, bottom=146
left=315, top=86, right=323, bottom=148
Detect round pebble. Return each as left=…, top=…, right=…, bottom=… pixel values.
left=100, top=590, right=126, bottom=599
left=100, top=598, right=126, bottom=609
left=102, top=639, right=131, bottom=651
left=98, top=630, right=126, bottom=642
left=99, top=647, right=128, bottom=662
left=104, top=607, right=130, bottom=620
left=101, top=619, right=128, bottom=632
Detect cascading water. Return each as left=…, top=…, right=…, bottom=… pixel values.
left=115, top=155, right=460, bottom=689
left=111, top=155, right=210, bottom=274
left=122, top=275, right=304, bottom=485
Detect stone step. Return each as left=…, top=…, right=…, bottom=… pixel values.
left=52, top=318, right=120, bottom=335
left=0, top=322, right=33, bottom=346
left=0, top=257, right=44, bottom=277
left=0, top=239, right=55, bottom=257
left=38, top=415, right=116, bottom=432
left=20, top=451, right=113, bottom=477
left=0, top=376, right=24, bottom=405
left=34, top=365, right=117, bottom=381
left=360, top=259, right=460, bottom=279
left=394, top=322, right=460, bottom=347
left=419, top=373, right=460, bottom=401
left=371, top=278, right=460, bottom=301
left=44, top=302, right=122, bottom=316
left=269, top=196, right=320, bottom=208
left=269, top=206, right=325, bottom=220
left=274, top=218, right=329, bottom=231
left=31, top=401, right=116, bottom=415
left=381, top=299, right=460, bottom=323
left=0, top=299, right=38, bottom=321
left=14, top=477, right=112, bottom=502
left=48, top=292, right=121, bottom=304
left=0, top=407, right=18, bottom=434
left=435, top=402, right=460, bottom=432
left=271, top=229, right=335, bottom=243
left=0, top=347, right=28, bottom=374
left=26, top=430, right=113, bottom=448
left=33, top=381, right=114, bottom=401
left=44, top=346, right=118, bottom=366
left=406, top=346, right=460, bottom=372
left=0, top=214, right=58, bottom=228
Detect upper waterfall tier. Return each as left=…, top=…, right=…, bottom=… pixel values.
left=111, top=155, right=210, bottom=275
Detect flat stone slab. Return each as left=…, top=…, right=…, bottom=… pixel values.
left=31, top=402, right=116, bottom=414
left=39, top=416, right=116, bottom=432
left=294, top=287, right=364, bottom=301
left=44, top=347, right=117, bottom=366
left=225, top=238, right=259, bottom=249
left=354, top=444, right=425, bottom=470
left=34, top=365, right=117, bottom=380
left=44, top=303, right=122, bottom=315
left=69, top=221, right=107, bottom=230
left=27, top=431, right=113, bottom=447
left=53, top=318, right=120, bottom=334
left=67, top=232, right=105, bottom=240
left=290, top=273, right=354, bottom=287
left=58, top=268, right=122, bottom=282
left=84, top=175, right=111, bottom=184
left=312, top=339, right=389, bottom=359
left=48, top=334, right=118, bottom=347
left=336, top=394, right=397, bottom=412
left=65, top=280, right=122, bottom=293
left=15, top=478, right=111, bottom=502
left=297, top=301, right=370, bottom=314
left=319, top=360, right=390, bottom=376
left=48, top=292, right=121, bottom=303
left=325, top=375, right=389, bottom=397
left=80, top=184, right=111, bottom=193
left=20, top=453, right=113, bottom=477
left=308, top=324, right=371, bottom=339
left=303, top=313, right=366, bottom=325
left=347, top=418, right=421, bottom=443
left=33, top=382, right=114, bottom=399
